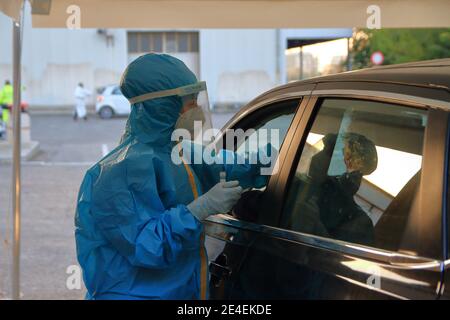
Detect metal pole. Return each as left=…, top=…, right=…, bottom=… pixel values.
left=12, top=16, right=22, bottom=301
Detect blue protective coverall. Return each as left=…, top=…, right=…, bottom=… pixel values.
left=75, top=53, right=268, bottom=300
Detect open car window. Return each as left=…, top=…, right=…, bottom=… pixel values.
left=223, top=99, right=300, bottom=222
left=227, top=99, right=300, bottom=190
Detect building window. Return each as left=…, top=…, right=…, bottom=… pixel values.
left=128, top=33, right=139, bottom=53
left=285, top=38, right=349, bottom=81
left=128, top=31, right=199, bottom=54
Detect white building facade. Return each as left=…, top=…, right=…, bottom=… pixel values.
left=0, top=11, right=351, bottom=110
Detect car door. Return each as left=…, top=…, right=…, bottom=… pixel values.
left=211, top=82, right=447, bottom=299
left=204, top=93, right=311, bottom=299
left=438, top=112, right=450, bottom=300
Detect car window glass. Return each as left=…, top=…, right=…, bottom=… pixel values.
left=226, top=99, right=299, bottom=222
left=235, top=112, right=294, bottom=155
left=281, top=98, right=427, bottom=252
left=232, top=99, right=299, bottom=179
left=112, top=87, right=122, bottom=95
left=229, top=99, right=300, bottom=185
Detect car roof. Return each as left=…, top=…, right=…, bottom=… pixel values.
left=259, top=58, right=450, bottom=99
left=98, top=84, right=120, bottom=94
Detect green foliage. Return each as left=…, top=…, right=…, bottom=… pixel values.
left=351, top=28, right=450, bottom=69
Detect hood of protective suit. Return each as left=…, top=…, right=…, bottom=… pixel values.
left=120, top=53, right=198, bottom=145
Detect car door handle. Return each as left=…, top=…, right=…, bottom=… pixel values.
left=209, top=253, right=232, bottom=288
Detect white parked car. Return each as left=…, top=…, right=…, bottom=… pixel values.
left=95, top=85, right=130, bottom=119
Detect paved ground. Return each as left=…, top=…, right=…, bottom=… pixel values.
left=0, top=112, right=234, bottom=300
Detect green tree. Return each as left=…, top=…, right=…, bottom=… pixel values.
left=351, top=28, right=450, bottom=69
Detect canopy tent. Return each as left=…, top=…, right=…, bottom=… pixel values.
left=0, top=0, right=22, bottom=21
left=1, top=0, right=450, bottom=300
left=1, top=0, right=449, bottom=28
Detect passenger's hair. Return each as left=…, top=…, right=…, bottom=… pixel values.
left=343, top=133, right=378, bottom=175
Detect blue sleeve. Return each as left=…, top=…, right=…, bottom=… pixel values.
left=182, top=140, right=272, bottom=191
left=91, top=152, right=203, bottom=269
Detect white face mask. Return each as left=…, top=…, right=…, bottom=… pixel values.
left=175, top=106, right=208, bottom=142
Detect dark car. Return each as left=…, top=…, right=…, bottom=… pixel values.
left=204, top=58, right=450, bottom=300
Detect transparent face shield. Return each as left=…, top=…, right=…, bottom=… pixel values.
left=175, top=82, right=213, bottom=143
left=129, top=81, right=213, bottom=144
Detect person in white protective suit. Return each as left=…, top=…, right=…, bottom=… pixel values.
left=74, top=82, right=91, bottom=121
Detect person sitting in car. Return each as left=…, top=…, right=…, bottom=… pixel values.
left=316, top=132, right=378, bottom=246
left=291, top=132, right=378, bottom=247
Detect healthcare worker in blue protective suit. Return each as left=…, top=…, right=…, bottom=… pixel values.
left=75, top=53, right=273, bottom=300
